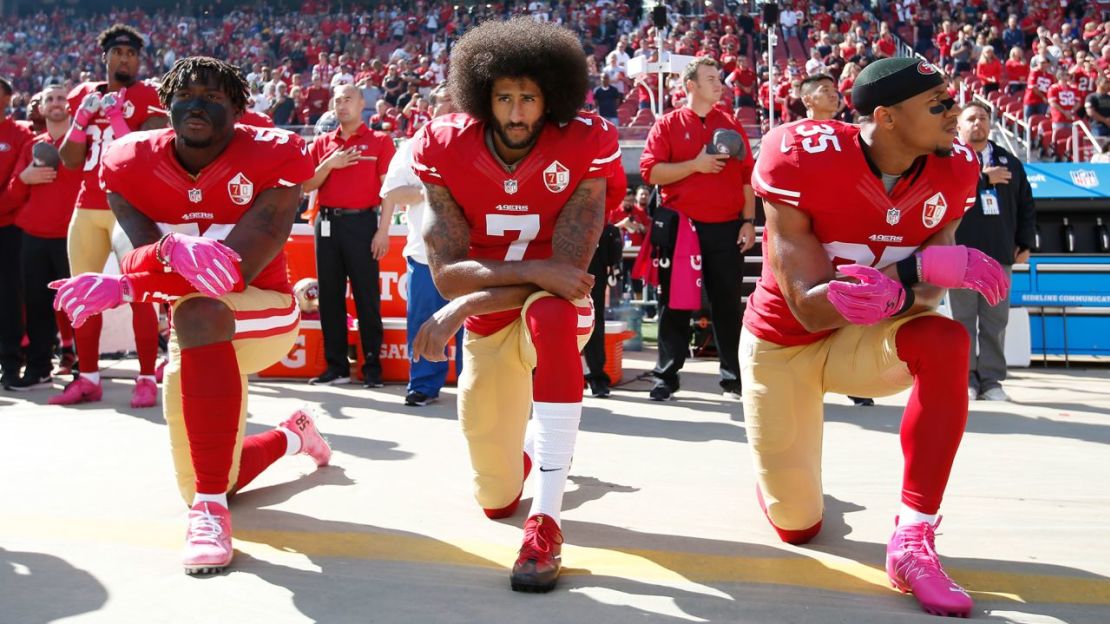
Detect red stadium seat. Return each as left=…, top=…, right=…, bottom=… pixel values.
left=629, top=108, right=655, bottom=127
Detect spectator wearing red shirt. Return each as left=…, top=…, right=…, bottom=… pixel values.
left=935, top=21, right=956, bottom=64
left=1023, top=57, right=1054, bottom=119
left=639, top=57, right=755, bottom=402
left=303, top=75, right=330, bottom=124
left=975, top=47, right=1004, bottom=94
left=303, top=84, right=396, bottom=387
left=726, top=55, right=757, bottom=108
left=1004, top=47, right=1029, bottom=95
left=5, top=84, right=80, bottom=389
left=1047, top=68, right=1081, bottom=129
left=1070, top=56, right=1099, bottom=105
left=369, top=99, right=399, bottom=135
left=0, top=77, right=36, bottom=388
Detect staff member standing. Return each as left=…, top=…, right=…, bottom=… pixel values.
left=0, top=77, right=36, bottom=389
left=5, top=84, right=81, bottom=390
left=952, top=102, right=1036, bottom=402
left=304, top=84, right=396, bottom=387
left=640, top=57, right=756, bottom=402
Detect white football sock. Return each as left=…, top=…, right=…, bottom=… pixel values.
left=523, top=417, right=536, bottom=460
left=527, top=401, right=582, bottom=525
left=136, top=375, right=156, bottom=383
left=898, top=504, right=938, bottom=526
left=193, top=492, right=228, bottom=508
left=81, top=371, right=101, bottom=385
left=279, top=426, right=302, bottom=455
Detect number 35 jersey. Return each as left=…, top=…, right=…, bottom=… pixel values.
left=747, top=119, right=980, bottom=346
left=410, top=111, right=619, bottom=335
left=101, top=125, right=315, bottom=293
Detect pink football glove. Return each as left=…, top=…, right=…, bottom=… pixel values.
left=50, top=274, right=133, bottom=329
left=160, top=232, right=243, bottom=298
left=73, top=93, right=102, bottom=129
left=827, top=264, right=906, bottom=325
left=919, top=245, right=1009, bottom=306
left=100, top=88, right=127, bottom=119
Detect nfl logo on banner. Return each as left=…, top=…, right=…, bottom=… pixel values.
left=543, top=161, right=570, bottom=193
left=886, top=207, right=901, bottom=226
left=921, top=192, right=947, bottom=229
left=188, top=188, right=203, bottom=203
left=504, top=179, right=518, bottom=195
left=1070, top=169, right=1099, bottom=189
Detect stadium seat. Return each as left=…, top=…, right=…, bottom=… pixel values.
left=629, top=108, right=655, bottom=127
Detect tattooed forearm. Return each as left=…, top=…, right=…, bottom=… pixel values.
left=223, top=185, right=301, bottom=283
left=422, top=182, right=472, bottom=272
left=109, top=192, right=164, bottom=251
left=551, top=177, right=605, bottom=271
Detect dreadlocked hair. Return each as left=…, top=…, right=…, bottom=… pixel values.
left=448, top=17, right=588, bottom=125
left=158, top=56, right=250, bottom=113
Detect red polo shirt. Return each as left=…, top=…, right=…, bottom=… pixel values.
left=7, top=132, right=81, bottom=238
left=309, top=123, right=395, bottom=209
left=640, top=106, right=753, bottom=223
left=0, top=117, right=35, bottom=227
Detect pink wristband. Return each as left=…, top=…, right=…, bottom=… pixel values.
left=65, top=124, right=88, bottom=144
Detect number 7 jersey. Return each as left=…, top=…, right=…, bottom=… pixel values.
left=410, top=111, right=620, bottom=335
left=747, top=119, right=980, bottom=346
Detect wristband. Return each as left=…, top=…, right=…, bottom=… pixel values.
left=740, top=217, right=755, bottom=225
left=155, top=233, right=173, bottom=267
left=895, top=254, right=920, bottom=288
left=894, top=286, right=915, bottom=315
left=65, top=124, right=88, bottom=145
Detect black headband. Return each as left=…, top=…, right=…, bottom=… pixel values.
left=103, top=33, right=143, bottom=52
left=852, top=58, right=945, bottom=116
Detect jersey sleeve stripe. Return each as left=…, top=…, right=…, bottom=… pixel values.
left=592, top=149, right=622, bottom=165
left=751, top=167, right=802, bottom=201
left=277, top=179, right=297, bottom=187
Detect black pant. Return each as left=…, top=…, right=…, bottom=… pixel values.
left=314, top=211, right=383, bottom=382
left=653, top=218, right=743, bottom=393
left=21, top=233, right=70, bottom=375
left=582, top=247, right=609, bottom=384
left=0, top=225, right=23, bottom=378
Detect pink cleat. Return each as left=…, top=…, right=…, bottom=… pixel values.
left=886, top=518, right=974, bottom=617
left=183, top=501, right=233, bottom=575
left=280, top=407, right=332, bottom=467
left=131, top=378, right=158, bottom=408
left=48, top=376, right=102, bottom=405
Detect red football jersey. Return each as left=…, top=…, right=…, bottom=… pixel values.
left=67, top=80, right=165, bottom=210
left=1047, top=83, right=1081, bottom=123
left=748, top=120, right=980, bottom=346
left=100, top=125, right=315, bottom=293
left=411, top=111, right=620, bottom=335
left=1023, top=70, right=1055, bottom=105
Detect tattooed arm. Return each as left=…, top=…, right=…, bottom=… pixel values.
left=422, top=181, right=595, bottom=301
left=109, top=191, right=164, bottom=253
left=221, top=185, right=301, bottom=283
left=549, top=176, right=606, bottom=272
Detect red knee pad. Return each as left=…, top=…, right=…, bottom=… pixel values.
left=756, top=486, right=823, bottom=545
left=524, top=297, right=583, bottom=403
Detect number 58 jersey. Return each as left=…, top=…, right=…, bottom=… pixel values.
left=101, top=125, right=315, bottom=293
left=747, top=119, right=981, bottom=346
left=410, top=111, right=619, bottom=334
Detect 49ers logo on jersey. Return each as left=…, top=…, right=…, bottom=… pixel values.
left=922, top=192, right=947, bottom=229
left=123, top=100, right=136, bottom=119
left=543, top=160, right=570, bottom=193
left=228, top=172, right=254, bottom=205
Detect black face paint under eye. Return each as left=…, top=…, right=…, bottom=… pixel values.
left=928, top=97, right=957, bottom=115
left=170, top=96, right=229, bottom=131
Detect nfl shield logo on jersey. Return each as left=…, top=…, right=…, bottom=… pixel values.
left=922, top=192, right=947, bottom=228
left=504, top=179, right=519, bottom=195
left=188, top=188, right=203, bottom=203
left=543, top=161, right=570, bottom=193
left=228, top=173, right=254, bottom=206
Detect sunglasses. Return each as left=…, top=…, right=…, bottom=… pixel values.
left=928, top=97, right=957, bottom=115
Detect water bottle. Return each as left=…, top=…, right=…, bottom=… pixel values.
left=1097, top=217, right=1110, bottom=253
left=1062, top=217, right=1076, bottom=253
left=617, top=290, right=643, bottom=351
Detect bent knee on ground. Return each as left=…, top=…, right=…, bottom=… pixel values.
left=174, top=297, right=235, bottom=347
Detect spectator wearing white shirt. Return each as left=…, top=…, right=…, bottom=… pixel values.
left=805, top=48, right=827, bottom=76
left=379, top=85, right=460, bottom=407
left=780, top=6, right=799, bottom=41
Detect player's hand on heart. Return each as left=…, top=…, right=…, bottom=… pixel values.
left=159, top=232, right=243, bottom=298
left=527, top=260, right=595, bottom=301
left=826, top=264, right=906, bottom=325
left=918, top=245, right=1009, bottom=305
left=692, top=147, right=729, bottom=174
left=411, top=302, right=465, bottom=363
left=74, top=93, right=102, bottom=128
left=49, top=273, right=133, bottom=328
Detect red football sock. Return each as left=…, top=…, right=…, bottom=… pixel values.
left=74, top=313, right=103, bottom=374
left=56, top=311, right=74, bottom=347
left=131, top=303, right=159, bottom=376
left=235, top=430, right=289, bottom=492
left=895, top=315, right=971, bottom=515
left=525, top=296, right=587, bottom=403
left=180, top=341, right=242, bottom=495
